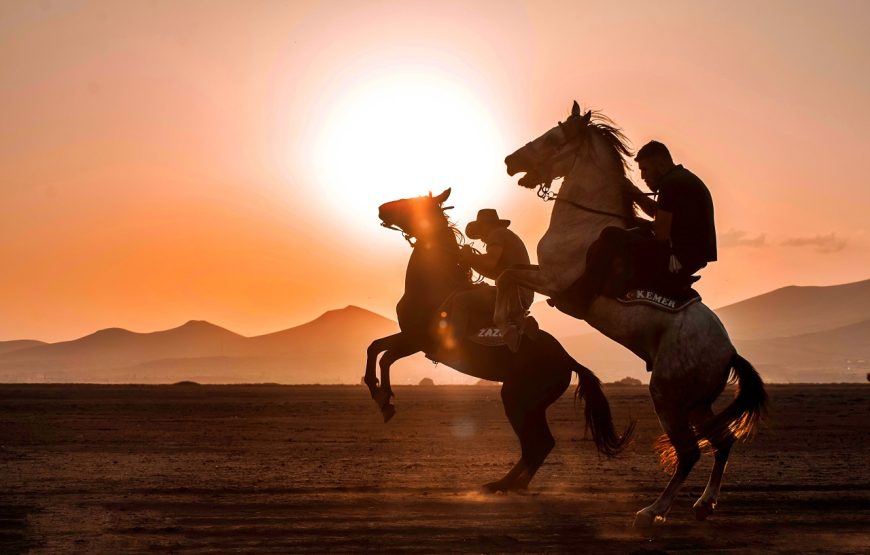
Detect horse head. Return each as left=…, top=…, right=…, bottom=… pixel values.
left=378, top=188, right=452, bottom=240
left=505, top=101, right=593, bottom=190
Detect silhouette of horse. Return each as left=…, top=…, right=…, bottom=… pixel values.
left=363, top=188, right=634, bottom=493
left=496, top=101, right=768, bottom=525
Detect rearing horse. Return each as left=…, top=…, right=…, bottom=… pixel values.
left=363, top=189, right=633, bottom=493
left=496, top=102, right=768, bottom=526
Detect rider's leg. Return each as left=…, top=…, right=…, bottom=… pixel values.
left=555, top=228, right=621, bottom=316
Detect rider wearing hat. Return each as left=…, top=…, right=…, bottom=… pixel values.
left=448, top=209, right=533, bottom=346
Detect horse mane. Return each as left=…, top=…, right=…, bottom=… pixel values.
left=430, top=205, right=466, bottom=247
left=586, top=111, right=641, bottom=218
left=434, top=207, right=479, bottom=284
left=587, top=111, right=633, bottom=171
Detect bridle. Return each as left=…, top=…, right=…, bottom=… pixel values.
left=528, top=118, right=588, bottom=202
left=381, top=222, right=416, bottom=247
left=380, top=210, right=484, bottom=284
left=379, top=201, right=457, bottom=249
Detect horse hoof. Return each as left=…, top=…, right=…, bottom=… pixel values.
left=693, top=499, right=716, bottom=521
left=372, top=388, right=391, bottom=407
left=633, top=509, right=663, bottom=528
left=481, top=481, right=504, bottom=494
left=381, top=403, right=396, bottom=423
left=481, top=479, right=526, bottom=494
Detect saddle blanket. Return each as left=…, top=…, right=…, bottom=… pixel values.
left=466, top=327, right=507, bottom=347
left=617, top=288, right=701, bottom=313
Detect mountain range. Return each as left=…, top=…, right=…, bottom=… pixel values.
left=1, top=279, right=868, bottom=384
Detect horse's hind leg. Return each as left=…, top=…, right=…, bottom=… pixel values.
left=691, top=405, right=735, bottom=520
left=634, top=405, right=700, bottom=527
left=484, top=366, right=568, bottom=493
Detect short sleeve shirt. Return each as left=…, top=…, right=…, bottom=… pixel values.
left=480, top=227, right=531, bottom=280
left=657, top=165, right=717, bottom=268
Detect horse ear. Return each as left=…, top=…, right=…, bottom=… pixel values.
left=428, top=190, right=433, bottom=197
left=581, top=110, right=592, bottom=125
left=433, top=188, right=451, bottom=204
left=571, top=100, right=581, bottom=116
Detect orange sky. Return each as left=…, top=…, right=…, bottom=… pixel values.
left=2, top=0, right=869, bottom=341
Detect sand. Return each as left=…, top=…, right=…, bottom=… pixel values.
left=0, top=383, right=868, bottom=553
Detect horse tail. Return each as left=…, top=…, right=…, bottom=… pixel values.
left=572, top=361, right=636, bottom=457
left=656, top=352, right=768, bottom=471
left=702, top=352, right=768, bottom=444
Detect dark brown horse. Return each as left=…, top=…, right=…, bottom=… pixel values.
left=363, top=189, right=634, bottom=492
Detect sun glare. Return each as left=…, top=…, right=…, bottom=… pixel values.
left=312, top=72, right=507, bottom=226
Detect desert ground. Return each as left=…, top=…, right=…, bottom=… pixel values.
left=0, top=383, right=867, bottom=554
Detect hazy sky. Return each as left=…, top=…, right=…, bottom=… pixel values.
left=3, top=0, right=869, bottom=341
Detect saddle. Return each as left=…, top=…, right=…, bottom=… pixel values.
left=615, top=273, right=701, bottom=313
left=548, top=268, right=702, bottom=317
left=435, top=293, right=509, bottom=348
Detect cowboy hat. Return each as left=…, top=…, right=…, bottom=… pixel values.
left=466, top=208, right=511, bottom=239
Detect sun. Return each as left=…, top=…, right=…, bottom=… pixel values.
left=311, top=72, right=507, bottom=226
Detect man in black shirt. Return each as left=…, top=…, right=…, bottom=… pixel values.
left=565, top=141, right=717, bottom=316
left=637, top=141, right=717, bottom=275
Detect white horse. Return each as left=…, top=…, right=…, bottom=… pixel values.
left=495, top=101, right=768, bottom=527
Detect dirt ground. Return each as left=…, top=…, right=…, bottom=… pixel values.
left=0, top=383, right=867, bottom=554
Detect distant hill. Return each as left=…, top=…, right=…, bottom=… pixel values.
left=0, top=340, right=45, bottom=355
left=246, top=305, right=397, bottom=357
left=735, top=318, right=870, bottom=383
left=0, top=307, right=406, bottom=384
left=2, top=278, right=868, bottom=384
left=715, top=278, right=870, bottom=340
left=1, top=320, right=248, bottom=371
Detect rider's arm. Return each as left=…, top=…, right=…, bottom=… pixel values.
left=635, top=191, right=658, bottom=218
left=626, top=181, right=657, bottom=217
left=463, top=244, right=504, bottom=279
left=653, top=209, right=673, bottom=242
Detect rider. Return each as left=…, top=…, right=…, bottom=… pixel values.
left=570, top=140, right=717, bottom=314
left=447, top=208, right=533, bottom=346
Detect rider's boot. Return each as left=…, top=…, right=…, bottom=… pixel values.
left=503, top=323, right=522, bottom=353
left=503, top=314, right=539, bottom=352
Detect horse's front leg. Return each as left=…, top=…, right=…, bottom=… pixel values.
left=374, top=342, right=421, bottom=423
left=364, top=333, right=403, bottom=399
left=494, top=265, right=561, bottom=329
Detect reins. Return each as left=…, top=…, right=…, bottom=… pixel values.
left=553, top=195, right=634, bottom=221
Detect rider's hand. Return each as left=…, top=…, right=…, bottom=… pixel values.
left=668, top=254, right=683, bottom=273
left=460, top=244, right=474, bottom=259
